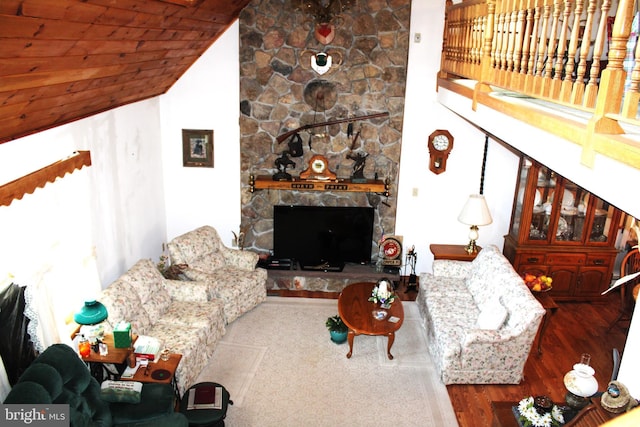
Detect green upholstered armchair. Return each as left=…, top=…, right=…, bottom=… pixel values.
left=3, top=343, right=187, bottom=427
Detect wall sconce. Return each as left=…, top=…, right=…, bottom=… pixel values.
left=458, top=194, right=493, bottom=254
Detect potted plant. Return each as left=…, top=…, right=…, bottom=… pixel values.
left=325, top=315, right=348, bottom=344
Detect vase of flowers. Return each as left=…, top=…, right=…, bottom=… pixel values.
left=517, top=396, right=564, bottom=427
left=368, top=278, right=396, bottom=309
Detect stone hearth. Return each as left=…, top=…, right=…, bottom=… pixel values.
left=266, top=263, right=401, bottom=293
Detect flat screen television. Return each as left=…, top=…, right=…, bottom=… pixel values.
left=273, top=205, right=375, bottom=269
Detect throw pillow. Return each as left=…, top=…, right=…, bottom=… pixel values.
left=100, top=380, right=142, bottom=404
left=476, top=302, right=508, bottom=330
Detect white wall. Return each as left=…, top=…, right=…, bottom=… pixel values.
left=159, top=21, right=242, bottom=246
left=0, top=99, right=167, bottom=286
left=396, top=0, right=520, bottom=273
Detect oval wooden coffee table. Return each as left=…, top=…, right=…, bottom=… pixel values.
left=338, top=282, right=404, bottom=360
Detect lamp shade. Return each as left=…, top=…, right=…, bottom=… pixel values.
left=74, top=300, right=108, bottom=325
left=458, top=194, right=493, bottom=226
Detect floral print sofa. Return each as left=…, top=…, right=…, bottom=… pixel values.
left=417, top=244, right=545, bottom=384
left=99, top=258, right=226, bottom=397
left=167, top=225, right=267, bottom=324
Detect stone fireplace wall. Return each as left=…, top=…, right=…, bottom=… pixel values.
left=239, top=0, right=411, bottom=260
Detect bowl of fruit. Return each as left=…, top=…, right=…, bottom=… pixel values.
left=523, top=273, right=553, bottom=292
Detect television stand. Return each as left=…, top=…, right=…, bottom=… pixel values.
left=300, top=261, right=345, bottom=272
left=257, top=257, right=295, bottom=270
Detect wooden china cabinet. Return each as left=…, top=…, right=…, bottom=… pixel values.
left=503, top=157, right=622, bottom=302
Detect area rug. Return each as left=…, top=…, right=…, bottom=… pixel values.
left=196, top=297, right=458, bottom=427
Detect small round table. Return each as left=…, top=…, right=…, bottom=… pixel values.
left=338, top=282, right=404, bottom=360
left=179, top=382, right=232, bottom=427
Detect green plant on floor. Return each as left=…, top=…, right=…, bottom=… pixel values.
left=325, top=315, right=347, bottom=333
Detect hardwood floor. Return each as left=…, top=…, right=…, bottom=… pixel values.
left=268, top=282, right=630, bottom=427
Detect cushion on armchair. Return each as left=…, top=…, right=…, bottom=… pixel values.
left=190, top=252, right=226, bottom=273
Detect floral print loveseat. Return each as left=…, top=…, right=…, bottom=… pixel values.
left=417, top=244, right=545, bottom=384
left=168, top=225, right=267, bottom=324
left=99, top=258, right=226, bottom=397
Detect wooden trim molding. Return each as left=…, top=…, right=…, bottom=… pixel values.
left=0, top=151, right=92, bottom=207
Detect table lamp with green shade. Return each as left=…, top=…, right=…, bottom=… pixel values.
left=74, top=300, right=108, bottom=325
left=74, top=300, right=109, bottom=347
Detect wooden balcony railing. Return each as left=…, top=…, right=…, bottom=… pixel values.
left=439, top=0, right=640, bottom=169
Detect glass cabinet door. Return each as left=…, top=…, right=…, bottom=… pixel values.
left=526, top=164, right=555, bottom=242
left=553, top=180, right=587, bottom=243
left=589, top=196, right=616, bottom=243
left=510, top=160, right=528, bottom=239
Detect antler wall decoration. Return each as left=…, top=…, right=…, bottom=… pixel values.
left=291, top=0, right=357, bottom=44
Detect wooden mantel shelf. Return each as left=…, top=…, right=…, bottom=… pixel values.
left=249, top=175, right=390, bottom=196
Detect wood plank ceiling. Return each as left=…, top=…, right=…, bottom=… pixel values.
left=0, top=0, right=251, bottom=144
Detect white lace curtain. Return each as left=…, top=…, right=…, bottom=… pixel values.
left=0, top=167, right=102, bottom=398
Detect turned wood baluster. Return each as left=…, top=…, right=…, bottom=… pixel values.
left=551, top=0, right=574, bottom=98
left=494, top=2, right=507, bottom=84
left=524, top=0, right=542, bottom=93
left=533, top=0, right=553, bottom=94
left=572, top=0, right=597, bottom=104
left=463, top=7, right=474, bottom=73
left=584, top=0, right=612, bottom=108
left=584, top=0, right=635, bottom=167
left=512, top=0, right=530, bottom=91
left=490, top=3, right=500, bottom=74
left=621, top=23, right=640, bottom=119
left=560, top=0, right=584, bottom=102
left=456, top=7, right=467, bottom=75
left=472, top=14, right=484, bottom=66
left=441, top=4, right=451, bottom=72
left=474, top=0, right=496, bottom=108
left=505, top=0, right=519, bottom=80
left=540, top=0, right=562, bottom=97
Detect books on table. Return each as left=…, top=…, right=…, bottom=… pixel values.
left=186, top=385, right=223, bottom=410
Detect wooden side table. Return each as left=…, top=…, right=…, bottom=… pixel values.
left=121, top=353, right=182, bottom=385
left=80, top=334, right=136, bottom=381
left=121, top=353, right=182, bottom=399
left=430, top=244, right=482, bottom=261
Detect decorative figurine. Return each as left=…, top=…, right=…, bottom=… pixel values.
left=273, top=151, right=296, bottom=181
left=347, top=151, right=368, bottom=182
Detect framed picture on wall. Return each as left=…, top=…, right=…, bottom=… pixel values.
left=182, top=129, right=213, bottom=168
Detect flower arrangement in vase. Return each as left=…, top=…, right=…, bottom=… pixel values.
left=517, top=396, right=564, bottom=427
left=368, top=278, right=396, bottom=308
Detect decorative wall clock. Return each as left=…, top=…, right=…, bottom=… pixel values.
left=427, top=129, right=454, bottom=174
